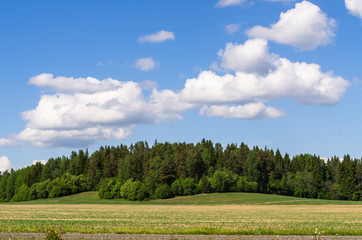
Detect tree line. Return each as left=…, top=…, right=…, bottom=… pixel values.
left=0, top=139, right=361, bottom=202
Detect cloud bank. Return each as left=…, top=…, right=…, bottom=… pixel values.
left=246, top=1, right=336, bottom=50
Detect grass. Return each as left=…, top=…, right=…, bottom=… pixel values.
left=0, top=192, right=361, bottom=236
left=6, top=191, right=362, bottom=205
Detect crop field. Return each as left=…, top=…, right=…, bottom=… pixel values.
left=0, top=192, right=361, bottom=236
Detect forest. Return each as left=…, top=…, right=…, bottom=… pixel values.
left=0, top=139, right=361, bottom=202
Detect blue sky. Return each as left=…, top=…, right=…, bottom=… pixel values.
left=1, top=0, right=362, bottom=170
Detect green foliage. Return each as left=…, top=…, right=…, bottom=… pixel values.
left=1, top=139, right=361, bottom=202
left=98, top=178, right=117, bottom=199
left=120, top=178, right=133, bottom=199
left=36, top=180, right=50, bottom=199
left=155, top=184, right=172, bottom=199
left=210, top=170, right=237, bottom=192
left=12, top=184, right=29, bottom=202
left=181, top=177, right=196, bottom=195
left=45, top=227, right=62, bottom=240
left=236, top=176, right=258, bottom=193
left=199, top=174, right=211, bottom=193
left=99, top=178, right=150, bottom=201
left=171, top=179, right=183, bottom=196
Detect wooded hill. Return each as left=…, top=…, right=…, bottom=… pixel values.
left=0, top=139, right=361, bottom=202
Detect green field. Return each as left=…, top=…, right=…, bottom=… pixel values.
left=0, top=192, right=361, bottom=236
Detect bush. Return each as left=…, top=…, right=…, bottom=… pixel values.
left=125, top=180, right=142, bottom=201
left=110, top=181, right=122, bottom=199
left=210, top=171, right=237, bottom=192
left=155, top=184, right=172, bottom=199
left=120, top=179, right=149, bottom=201
left=12, top=184, right=30, bottom=202
left=199, top=175, right=211, bottom=193
left=28, top=183, right=38, bottom=200
left=120, top=178, right=134, bottom=199
left=245, top=181, right=258, bottom=192
left=36, top=180, right=50, bottom=199
left=49, top=186, right=62, bottom=198
left=182, top=177, right=195, bottom=196
left=98, top=178, right=117, bottom=199
left=171, top=179, right=183, bottom=196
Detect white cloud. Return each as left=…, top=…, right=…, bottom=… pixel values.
left=133, top=57, right=159, bottom=71
left=200, top=103, right=285, bottom=119
left=149, top=89, right=196, bottom=122
left=345, top=0, right=362, bottom=19
left=0, top=137, right=17, bottom=147
left=0, top=37, right=350, bottom=147
left=181, top=65, right=348, bottom=106
left=138, top=30, right=175, bottom=43
left=0, top=74, right=194, bottom=148
left=139, top=80, right=158, bottom=91
left=16, top=127, right=132, bottom=148
left=0, top=156, right=13, bottom=172
left=181, top=39, right=349, bottom=106
left=246, top=1, right=337, bottom=50
left=209, top=61, right=222, bottom=72
left=216, top=0, right=246, bottom=7
left=218, top=38, right=279, bottom=74
left=98, top=60, right=114, bottom=66
left=32, top=159, right=47, bottom=165
left=29, top=73, right=124, bottom=93
left=224, top=24, right=241, bottom=34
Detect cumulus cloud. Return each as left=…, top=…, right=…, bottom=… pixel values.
left=200, top=103, right=285, bottom=119
left=216, top=0, right=246, bottom=7
left=32, top=159, right=47, bottom=165
left=1, top=75, right=194, bottom=148
left=0, top=137, right=17, bottom=147
left=29, top=73, right=123, bottom=93
left=181, top=63, right=349, bottom=106
left=224, top=24, right=241, bottom=34
left=345, top=0, right=362, bottom=19
left=138, top=30, right=175, bottom=43
left=218, top=38, right=279, bottom=75
left=0, top=38, right=350, bottom=147
left=0, top=156, right=13, bottom=172
left=133, top=57, right=159, bottom=71
left=181, top=39, right=349, bottom=106
left=246, top=1, right=337, bottom=50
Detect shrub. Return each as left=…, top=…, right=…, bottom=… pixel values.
left=49, top=186, right=62, bottom=198
left=171, top=179, right=183, bottom=196
left=155, top=184, right=172, bottom=199
left=98, top=178, right=117, bottom=199
left=12, top=184, right=30, bottom=202
left=182, top=177, right=195, bottom=196
left=45, top=227, right=62, bottom=240
left=210, top=171, right=237, bottom=192
left=199, top=175, right=211, bottom=193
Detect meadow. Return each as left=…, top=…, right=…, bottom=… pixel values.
left=0, top=192, right=361, bottom=236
